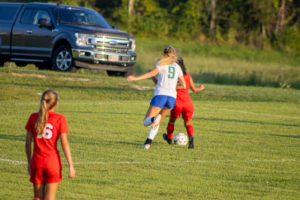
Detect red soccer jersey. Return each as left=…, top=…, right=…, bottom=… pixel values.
left=25, top=112, right=68, bottom=169
left=171, top=73, right=194, bottom=120
left=176, top=73, right=192, bottom=105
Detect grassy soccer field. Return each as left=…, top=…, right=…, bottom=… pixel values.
left=0, top=65, right=299, bottom=200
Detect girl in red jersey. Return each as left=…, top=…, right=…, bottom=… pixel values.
left=25, top=90, right=75, bottom=200
left=152, top=58, right=204, bottom=148
left=128, top=46, right=186, bottom=149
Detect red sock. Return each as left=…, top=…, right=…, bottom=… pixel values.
left=186, top=125, right=194, bottom=137
left=33, top=198, right=40, bottom=200
left=167, top=123, right=174, bottom=139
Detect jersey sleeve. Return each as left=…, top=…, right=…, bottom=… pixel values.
left=59, top=115, right=69, bottom=135
left=25, top=114, right=34, bottom=133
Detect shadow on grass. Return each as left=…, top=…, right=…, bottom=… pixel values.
left=64, top=111, right=145, bottom=117
left=0, top=82, right=144, bottom=92
left=0, top=134, right=25, bottom=141
left=194, top=117, right=300, bottom=127
left=269, top=134, right=300, bottom=139
left=193, top=71, right=300, bottom=89
left=69, top=137, right=143, bottom=147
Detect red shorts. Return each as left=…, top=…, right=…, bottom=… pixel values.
left=170, top=102, right=194, bottom=121
left=30, top=166, right=62, bottom=184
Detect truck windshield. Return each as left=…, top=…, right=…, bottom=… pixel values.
left=56, top=7, right=111, bottom=28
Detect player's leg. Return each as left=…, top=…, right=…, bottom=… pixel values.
left=182, top=104, right=195, bottom=148
left=44, top=182, right=59, bottom=200
left=163, top=117, right=176, bottom=144
left=144, top=95, right=167, bottom=127
left=33, top=184, right=44, bottom=200
left=184, top=119, right=194, bottom=149
left=145, top=106, right=172, bottom=148
left=143, top=105, right=162, bottom=127
left=143, top=105, right=163, bottom=149
left=144, top=96, right=175, bottom=149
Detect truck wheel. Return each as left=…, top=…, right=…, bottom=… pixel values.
left=52, top=45, right=74, bottom=72
left=15, top=62, right=27, bottom=67
left=0, top=56, right=4, bottom=67
left=36, top=63, right=51, bottom=70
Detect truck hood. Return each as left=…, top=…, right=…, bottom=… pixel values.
left=59, top=24, right=133, bottom=38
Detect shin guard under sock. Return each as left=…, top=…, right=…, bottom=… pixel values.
left=186, top=125, right=194, bottom=137
left=167, top=123, right=174, bottom=139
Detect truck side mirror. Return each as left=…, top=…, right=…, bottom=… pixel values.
left=111, top=25, right=118, bottom=29
left=38, top=18, right=52, bottom=29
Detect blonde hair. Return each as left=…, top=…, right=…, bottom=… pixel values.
left=35, top=90, right=58, bottom=136
left=158, top=46, right=177, bottom=66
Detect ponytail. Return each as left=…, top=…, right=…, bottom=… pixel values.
left=35, top=90, right=58, bottom=136
left=158, top=45, right=177, bottom=66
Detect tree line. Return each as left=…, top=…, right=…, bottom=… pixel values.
left=7, top=0, right=300, bottom=51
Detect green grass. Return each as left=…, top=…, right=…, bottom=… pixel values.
left=0, top=66, right=299, bottom=199
left=135, top=39, right=300, bottom=89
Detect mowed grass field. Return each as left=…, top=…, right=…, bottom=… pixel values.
left=0, top=65, right=299, bottom=200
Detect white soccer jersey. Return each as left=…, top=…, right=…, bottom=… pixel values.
left=154, top=62, right=183, bottom=98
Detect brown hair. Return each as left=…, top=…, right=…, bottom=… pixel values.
left=158, top=46, right=177, bottom=66
left=35, top=90, right=58, bottom=136
left=176, top=57, right=187, bottom=75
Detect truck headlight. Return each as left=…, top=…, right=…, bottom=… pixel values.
left=129, top=39, right=135, bottom=51
left=75, top=33, right=95, bottom=47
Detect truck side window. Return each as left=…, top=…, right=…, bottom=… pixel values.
left=33, top=9, right=51, bottom=25
left=20, top=8, right=35, bottom=24
left=0, top=6, right=19, bottom=21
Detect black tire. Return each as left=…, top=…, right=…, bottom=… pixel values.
left=106, top=70, right=127, bottom=77
left=36, top=63, right=51, bottom=70
left=0, top=56, right=4, bottom=67
left=15, top=62, right=27, bottom=67
left=52, top=45, right=74, bottom=72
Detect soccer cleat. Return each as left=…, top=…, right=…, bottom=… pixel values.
left=163, top=133, right=172, bottom=144
left=153, top=114, right=161, bottom=129
left=188, top=136, right=194, bottom=149
left=144, top=138, right=152, bottom=149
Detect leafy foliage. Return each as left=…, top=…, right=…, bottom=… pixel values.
left=3, top=0, right=299, bottom=51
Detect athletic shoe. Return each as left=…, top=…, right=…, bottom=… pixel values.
left=153, top=114, right=161, bottom=129
left=163, top=133, right=172, bottom=144
left=188, top=136, right=194, bottom=149
left=144, top=138, right=152, bottom=149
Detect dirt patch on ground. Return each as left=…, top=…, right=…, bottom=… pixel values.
left=10, top=72, right=47, bottom=78
left=131, top=84, right=153, bottom=90
left=61, top=77, right=90, bottom=81
left=10, top=72, right=90, bottom=81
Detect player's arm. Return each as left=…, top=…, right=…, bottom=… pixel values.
left=60, top=134, right=75, bottom=179
left=189, top=76, right=204, bottom=92
left=127, top=68, right=159, bottom=81
left=176, top=76, right=186, bottom=89
left=25, top=131, right=33, bottom=175
left=146, top=69, right=158, bottom=84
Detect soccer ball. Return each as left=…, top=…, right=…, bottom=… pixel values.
left=174, top=133, right=188, bottom=145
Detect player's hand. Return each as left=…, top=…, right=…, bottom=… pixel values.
left=68, top=166, right=76, bottom=179
left=127, top=75, right=135, bottom=81
left=199, top=84, right=205, bottom=91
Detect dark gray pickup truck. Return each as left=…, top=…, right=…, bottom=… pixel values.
left=0, top=2, right=136, bottom=75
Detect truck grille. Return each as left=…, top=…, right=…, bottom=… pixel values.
left=94, top=35, right=130, bottom=54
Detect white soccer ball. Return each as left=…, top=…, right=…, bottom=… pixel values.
left=174, top=133, right=188, bottom=146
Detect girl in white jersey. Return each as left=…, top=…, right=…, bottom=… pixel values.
left=127, top=46, right=186, bottom=149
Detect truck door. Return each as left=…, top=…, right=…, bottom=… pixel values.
left=11, top=7, right=57, bottom=61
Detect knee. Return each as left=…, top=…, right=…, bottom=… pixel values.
left=169, top=117, right=176, bottom=124
left=184, top=120, right=192, bottom=127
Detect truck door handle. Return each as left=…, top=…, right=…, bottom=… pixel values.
left=26, top=30, right=33, bottom=34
